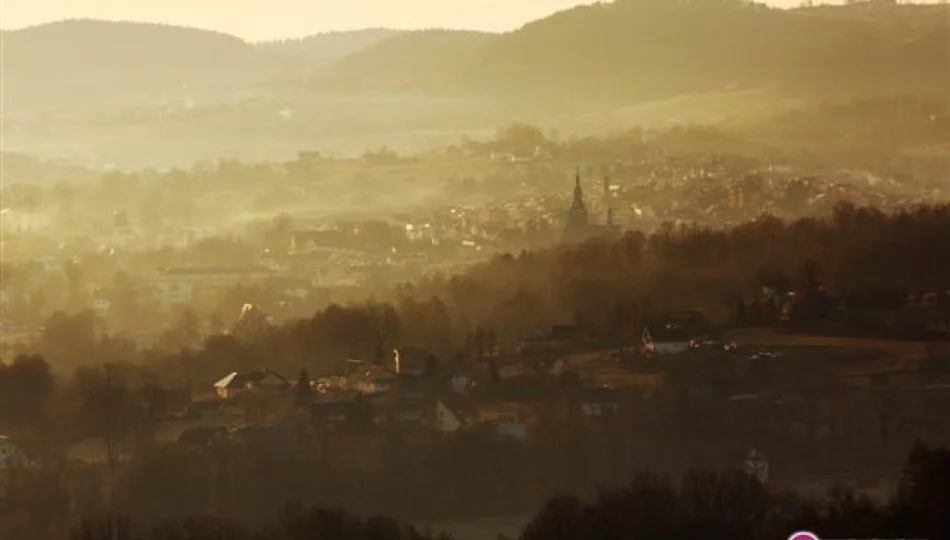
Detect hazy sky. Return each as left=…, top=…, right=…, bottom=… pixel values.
left=0, top=0, right=907, bottom=41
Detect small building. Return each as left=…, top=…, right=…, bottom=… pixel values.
left=641, top=325, right=691, bottom=355
left=451, top=374, right=474, bottom=395
left=213, top=369, right=290, bottom=400
left=0, top=436, right=28, bottom=471
left=435, top=400, right=470, bottom=433
left=92, top=298, right=111, bottom=316
left=351, top=365, right=399, bottom=395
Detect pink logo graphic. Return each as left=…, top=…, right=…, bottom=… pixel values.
left=788, top=532, right=819, bottom=540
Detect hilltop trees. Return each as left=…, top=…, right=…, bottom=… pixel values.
left=49, top=443, right=950, bottom=540
left=0, top=354, right=54, bottom=429
left=70, top=506, right=450, bottom=540
left=520, top=443, right=950, bottom=540
left=76, top=364, right=140, bottom=471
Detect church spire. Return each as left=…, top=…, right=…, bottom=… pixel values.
left=564, top=166, right=589, bottom=243
left=572, top=166, right=584, bottom=209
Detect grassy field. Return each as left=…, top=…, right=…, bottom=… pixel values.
left=724, top=327, right=932, bottom=355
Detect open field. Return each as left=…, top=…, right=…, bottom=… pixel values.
left=724, top=327, right=933, bottom=356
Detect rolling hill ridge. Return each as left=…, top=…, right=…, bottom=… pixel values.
left=328, top=2, right=950, bottom=102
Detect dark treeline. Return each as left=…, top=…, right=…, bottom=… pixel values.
left=329, top=0, right=949, bottom=102
left=2, top=203, right=950, bottom=538
left=64, top=443, right=950, bottom=540
left=71, top=506, right=449, bottom=540
left=519, top=442, right=950, bottom=540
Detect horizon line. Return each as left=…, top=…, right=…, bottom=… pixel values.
left=0, top=2, right=942, bottom=42
left=0, top=17, right=514, bottom=42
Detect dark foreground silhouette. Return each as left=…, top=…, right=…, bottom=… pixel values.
left=70, top=442, right=949, bottom=540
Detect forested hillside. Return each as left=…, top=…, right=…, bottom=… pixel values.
left=255, top=29, right=404, bottom=68
left=330, top=1, right=950, bottom=101
left=331, top=30, right=497, bottom=88
left=1, top=21, right=396, bottom=110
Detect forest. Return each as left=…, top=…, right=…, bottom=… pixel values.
left=0, top=203, right=948, bottom=539
left=326, top=0, right=950, bottom=102
left=34, top=444, right=950, bottom=540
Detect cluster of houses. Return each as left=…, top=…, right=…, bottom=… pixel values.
left=170, top=317, right=723, bottom=448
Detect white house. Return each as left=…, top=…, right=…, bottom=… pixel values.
left=435, top=401, right=467, bottom=433
left=451, top=375, right=474, bottom=395
left=213, top=369, right=290, bottom=400
left=0, top=436, right=28, bottom=471
left=641, top=326, right=691, bottom=355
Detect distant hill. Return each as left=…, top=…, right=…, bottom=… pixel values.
left=256, top=29, right=404, bottom=67
left=328, top=1, right=950, bottom=103
left=329, top=30, right=497, bottom=89
left=3, top=3, right=948, bottom=168
left=1, top=19, right=273, bottom=110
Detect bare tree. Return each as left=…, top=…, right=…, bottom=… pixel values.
left=78, top=365, right=138, bottom=472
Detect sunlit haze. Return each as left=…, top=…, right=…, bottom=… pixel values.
left=6, top=0, right=853, bottom=40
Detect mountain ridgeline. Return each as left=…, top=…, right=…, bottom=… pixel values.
left=4, top=1, right=948, bottom=110
left=1, top=22, right=398, bottom=110
left=328, top=0, right=950, bottom=102
left=2, top=20, right=266, bottom=110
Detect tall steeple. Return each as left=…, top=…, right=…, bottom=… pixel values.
left=572, top=166, right=584, bottom=210
left=564, top=166, right=589, bottom=243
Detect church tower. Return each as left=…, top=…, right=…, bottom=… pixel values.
left=603, top=176, right=617, bottom=236
left=563, top=167, right=589, bottom=242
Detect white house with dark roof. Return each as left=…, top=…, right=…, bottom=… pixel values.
left=435, top=400, right=468, bottom=433
left=213, top=369, right=290, bottom=400
left=641, top=325, right=691, bottom=355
